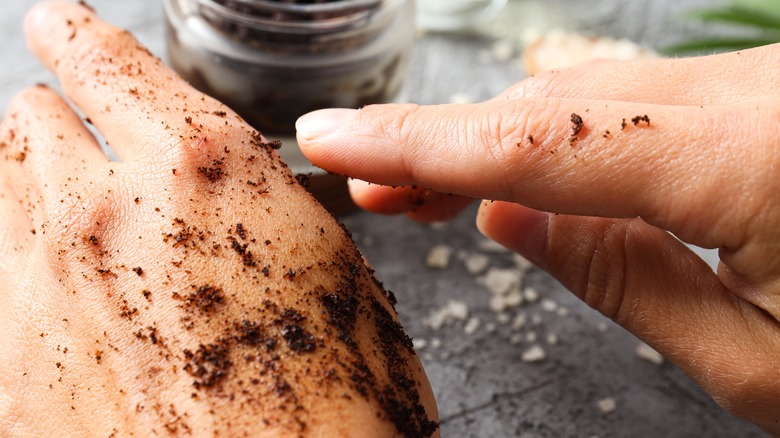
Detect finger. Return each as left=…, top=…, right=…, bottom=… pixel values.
left=0, top=85, right=106, bottom=227
left=24, top=1, right=240, bottom=162
left=476, top=201, right=780, bottom=429
left=0, top=178, right=34, bottom=272
left=348, top=179, right=473, bottom=222
left=502, top=43, right=780, bottom=105
left=298, top=100, right=777, bottom=251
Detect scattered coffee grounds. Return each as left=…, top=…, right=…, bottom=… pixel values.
left=228, top=236, right=257, bottom=267
left=527, top=135, right=534, bottom=145
left=184, top=116, right=192, bottom=124
left=183, top=342, right=233, bottom=389
left=197, top=160, right=226, bottom=181
left=621, top=118, right=627, bottom=130
left=132, top=266, right=144, bottom=276
left=234, top=320, right=277, bottom=351
left=278, top=308, right=317, bottom=353
left=235, top=223, right=247, bottom=240
left=183, top=285, right=225, bottom=314
left=320, top=293, right=359, bottom=348
left=295, top=173, right=311, bottom=189
left=570, top=113, right=583, bottom=137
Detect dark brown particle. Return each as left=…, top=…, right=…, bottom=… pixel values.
left=631, top=114, right=651, bottom=126
left=570, top=113, right=583, bottom=137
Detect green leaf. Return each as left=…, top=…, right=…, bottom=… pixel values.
left=686, top=6, right=780, bottom=31
left=663, top=37, right=780, bottom=55
left=729, top=0, right=780, bottom=16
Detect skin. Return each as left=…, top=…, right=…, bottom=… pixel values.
left=0, top=2, right=438, bottom=437
left=297, top=44, right=780, bottom=434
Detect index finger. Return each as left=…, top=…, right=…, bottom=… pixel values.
left=297, top=99, right=778, bottom=250
left=24, top=1, right=248, bottom=162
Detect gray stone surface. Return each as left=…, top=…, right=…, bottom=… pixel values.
left=0, top=1, right=766, bottom=437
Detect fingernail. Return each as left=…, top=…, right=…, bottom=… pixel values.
left=476, top=200, right=549, bottom=264
left=296, top=108, right=358, bottom=141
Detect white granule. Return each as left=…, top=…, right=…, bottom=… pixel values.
left=430, top=338, right=442, bottom=349
left=426, top=244, right=453, bottom=269
left=489, top=290, right=524, bottom=312
left=509, top=333, right=523, bottom=345
left=635, top=342, right=664, bottom=365
left=511, top=313, right=528, bottom=331
left=523, top=287, right=540, bottom=302
left=423, top=300, right=469, bottom=330
left=463, top=253, right=490, bottom=275
left=481, top=268, right=522, bottom=296
left=496, top=313, right=511, bottom=325
left=464, top=317, right=481, bottom=335
left=521, top=345, right=547, bottom=362
left=525, top=331, right=538, bottom=343
left=597, top=322, right=609, bottom=333
left=597, top=397, right=617, bottom=414
left=540, top=298, right=558, bottom=312
left=485, top=323, right=496, bottom=333
left=545, top=333, right=559, bottom=346
left=556, top=307, right=570, bottom=317
left=413, top=338, right=428, bottom=350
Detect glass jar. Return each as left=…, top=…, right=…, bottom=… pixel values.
left=163, top=0, right=416, bottom=215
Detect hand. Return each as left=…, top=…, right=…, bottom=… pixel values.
left=0, top=2, right=438, bottom=436
left=297, top=43, right=780, bottom=433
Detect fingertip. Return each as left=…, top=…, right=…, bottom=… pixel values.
left=24, top=1, right=92, bottom=70
left=296, top=108, right=359, bottom=143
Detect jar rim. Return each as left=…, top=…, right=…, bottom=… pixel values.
left=199, top=0, right=383, bottom=14
left=197, top=0, right=387, bottom=33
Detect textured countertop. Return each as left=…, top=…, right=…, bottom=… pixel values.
left=1, top=1, right=765, bottom=437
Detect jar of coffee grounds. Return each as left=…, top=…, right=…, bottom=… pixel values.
left=163, top=0, right=415, bottom=215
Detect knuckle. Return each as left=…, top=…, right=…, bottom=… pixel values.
left=520, top=69, right=570, bottom=98
left=366, top=103, right=427, bottom=180
left=567, top=220, right=631, bottom=322
left=477, top=99, right=563, bottom=200
left=48, top=186, right=117, bottom=250
left=162, top=125, right=246, bottom=182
